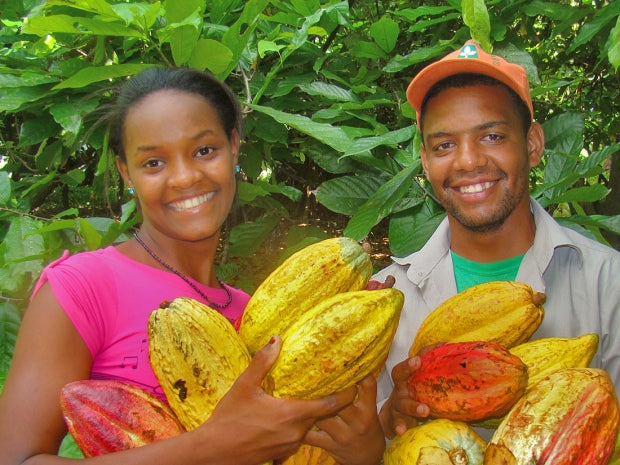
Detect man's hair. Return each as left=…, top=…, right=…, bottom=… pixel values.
left=419, top=73, right=532, bottom=137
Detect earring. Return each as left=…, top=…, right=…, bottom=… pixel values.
left=128, top=187, right=135, bottom=195
left=235, top=165, right=241, bottom=173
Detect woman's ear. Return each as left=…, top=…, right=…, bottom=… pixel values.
left=230, top=129, right=241, bottom=165
left=115, top=156, right=132, bottom=187
left=527, top=121, right=545, bottom=169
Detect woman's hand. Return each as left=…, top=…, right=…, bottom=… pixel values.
left=197, top=336, right=357, bottom=465
left=305, top=375, right=385, bottom=465
left=378, top=356, right=430, bottom=439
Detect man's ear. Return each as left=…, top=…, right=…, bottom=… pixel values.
left=527, top=121, right=545, bottom=169
left=420, top=142, right=430, bottom=178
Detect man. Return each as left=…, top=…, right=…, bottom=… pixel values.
left=374, top=39, right=620, bottom=439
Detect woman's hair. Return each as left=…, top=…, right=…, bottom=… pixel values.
left=419, top=73, right=532, bottom=137
left=109, top=67, right=243, bottom=161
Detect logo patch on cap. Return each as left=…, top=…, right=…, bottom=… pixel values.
left=458, top=44, right=478, bottom=59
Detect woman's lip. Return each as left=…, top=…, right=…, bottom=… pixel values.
left=169, top=192, right=215, bottom=211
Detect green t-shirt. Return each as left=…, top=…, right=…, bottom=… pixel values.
left=451, top=250, right=525, bottom=293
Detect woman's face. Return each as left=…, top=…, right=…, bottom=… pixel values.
left=117, top=89, right=239, bottom=242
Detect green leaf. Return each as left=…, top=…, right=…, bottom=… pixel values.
left=609, top=15, right=620, bottom=69
left=388, top=200, right=446, bottom=257
left=569, top=1, right=620, bottom=52
left=462, top=0, right=491, bottom=51
left=0, top=302, right=21, bottom=387
left=188, top=38, right=234, bottom=73
left=23, top=15, right=144, bottom=37
left=0, top=86, right=51, bottom=113
left=78, top=218, right=102, bottom=250
left=18, top=115, right=60, bottom=147
left=316, top=175, right=386, bottom=215
left=562, top=214, right=620, bottom=235
left=343, top=127, right=415, bottom=158
left=229, top=215, right=280, bottom=257
left=0, top=173, right=11, bottom=205
left=248, top=104, right=353, bottom=153
left=59, top=433, right=84, bottom=459
left=552, top=185, right=610, bottom=204
left=52, top=64, right=155, bottom=90
left=370, top=16, right=399, bottom=53
left=298, top=81, right=360, bottom=102
left=344, top=164, right=418, bottom=240
left=49, top=98, right=99, bottom=135
left=110, top=2, right=161, bottom=28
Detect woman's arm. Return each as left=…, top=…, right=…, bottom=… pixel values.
left=0, top=290, right=356, bottom=465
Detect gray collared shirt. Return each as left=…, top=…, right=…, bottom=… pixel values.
left=375, top=198, right=620, bottom=408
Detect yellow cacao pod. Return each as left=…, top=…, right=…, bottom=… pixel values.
left=239, top=237, right=373, bottom=354
left=473, top=333, right=599, bottom=429
left=148, top=297, right=251, bottom=431
left=510, top=333, right=599, bottom=391
left=485, top=368, right=620, bottom=465
left=267, top=288, right=403, bottom=399
left=409, top=281, right=545, bottom=357
left=277, top=445, right=339, bottom=465
left=383, top=418, right=486, bottom=465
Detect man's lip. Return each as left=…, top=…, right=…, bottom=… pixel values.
left=450, top=180, right=497, bottom=194
left=169, top=192, right=215, bottom=211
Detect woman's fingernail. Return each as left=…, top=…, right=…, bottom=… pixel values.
left=269, top=336, right=276, bottom=345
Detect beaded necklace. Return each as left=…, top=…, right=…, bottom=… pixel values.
left=133, top=233, right=232, bottom=310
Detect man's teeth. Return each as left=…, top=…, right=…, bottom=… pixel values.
left=459, top=181, right=494, bottom=194
left=171, top=193, right=213, bottom=211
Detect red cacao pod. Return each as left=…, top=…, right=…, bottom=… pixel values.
left=60, top=380, right=185, bottom=457
left=485, top=367, right=620, bottom=465
left=408, top=341, right=528, bottom=422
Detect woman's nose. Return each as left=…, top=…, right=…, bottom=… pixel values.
left=167, top=157, right=202, bottom=188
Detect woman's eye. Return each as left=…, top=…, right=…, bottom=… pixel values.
left=196, top=146, right=215, bottom=157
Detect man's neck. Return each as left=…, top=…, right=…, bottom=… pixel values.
left=449, top=208, right=536, bottom=263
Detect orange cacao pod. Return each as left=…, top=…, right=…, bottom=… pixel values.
left=408, top=341, right=528, bottom=422
left=60, top=379, right=185, bottom=457
left=485, top=367, right=620, bottom=465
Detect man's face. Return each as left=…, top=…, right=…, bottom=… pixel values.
left=420, top=84, right=542, bottom=233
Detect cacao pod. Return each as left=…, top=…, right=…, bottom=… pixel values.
left=148, top=297, right=251, bottom=431
left=408, top=341, right=528, bottom=422
left=60, top=379, right=185, bottom=457
left=277, top=444, right=339, bottom=465
left=409, top=281, right=545, bottom=357
left=267, top=288, right=403, bottom=399
left=239, top=237, right=373, bottom=354
left=474, top=333, right=600, bottom=429
left=383, top=418, right=486, bottom=465
left=485, top=367, right=620, bottom=465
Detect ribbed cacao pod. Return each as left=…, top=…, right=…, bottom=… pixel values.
left=409, top=281, right=545, bottom=357
left=485, top=367, right=620, bottom=465
left=266, top=288, right=403, bottom=399
left=509, top=333, right=599, bottom=389
left=475, top=333, right=600, bottom=429
left=408, top=341, right=528, bottom=422
left=383, top=418, right=486, bottom=465
left=148, top=297, right=251, bottom=431
left=239, top=237, right=373, bottom=355
left=60, top=379, right=185, bottom=457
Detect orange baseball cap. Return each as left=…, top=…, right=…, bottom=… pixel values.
left=406, top=39, right=534, bottom=123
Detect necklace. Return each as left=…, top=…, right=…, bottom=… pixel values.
left=133, top=233, right=232, bottom=310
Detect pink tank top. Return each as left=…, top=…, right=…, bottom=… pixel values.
left=33, top=246, right=249, bottom=402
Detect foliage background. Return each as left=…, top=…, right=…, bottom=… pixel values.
left=1, top=0, right=619, bottom=456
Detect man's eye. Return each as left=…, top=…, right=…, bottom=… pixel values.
left=144, top=159, right=163, bottom=168
left=485, top=133, right=503, bottom=142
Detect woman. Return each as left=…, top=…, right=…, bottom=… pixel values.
left=0, top=67, right=385, bottom=465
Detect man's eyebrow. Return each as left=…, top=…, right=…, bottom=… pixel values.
left=425, top=120, right=510, bottom=140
